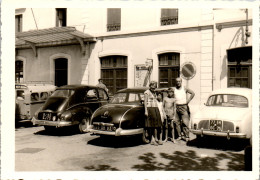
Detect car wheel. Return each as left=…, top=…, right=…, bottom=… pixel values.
left=44, top=126, right=55, bottom=131
left=196, top=135, right=204, bottom=147
left=79, top=115, right=91, bottom=133
left=142, top=128, right=150, bottom=144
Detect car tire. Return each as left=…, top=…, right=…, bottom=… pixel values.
left=79, top=115, right=91, bottom=133
left=141, top=128, right=150, bottom=144
left=196, top=135, right=204, bottom=147
left=244, top=145, right=252, bottom=171
left=44, top=126, right=55, bottom=131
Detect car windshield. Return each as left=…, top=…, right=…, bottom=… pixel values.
left=206, top=94, right=248, bottom=108
left=51, top=89, right=75, bottom=98
left=110, top=92, right=144, bottom=104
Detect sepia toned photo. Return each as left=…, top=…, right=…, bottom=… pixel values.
left=1, top=0, right=259, bottom=180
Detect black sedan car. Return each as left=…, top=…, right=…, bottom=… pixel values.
left=32, top=85, right=109, bottom=133
left=87, top=87, right=154, bottom=143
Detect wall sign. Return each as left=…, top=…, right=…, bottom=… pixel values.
left=181, top=62, right=196, bottom=80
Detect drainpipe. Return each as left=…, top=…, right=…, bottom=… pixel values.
left=245, top=9, right=250, bottom=45
left=212, top=25, right=214, bottom=91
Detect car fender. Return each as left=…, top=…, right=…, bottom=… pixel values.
left=120, top=106, right=145, bottom=129
left=240, top=111, right=252, bottom=139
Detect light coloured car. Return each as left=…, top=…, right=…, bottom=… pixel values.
left=190, top=88, right=252, bottom=141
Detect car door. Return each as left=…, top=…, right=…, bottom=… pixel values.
left=84, top=88, right=100, bottom=113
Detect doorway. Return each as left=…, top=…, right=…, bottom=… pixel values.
left=55, top=58, right=68, bottom=87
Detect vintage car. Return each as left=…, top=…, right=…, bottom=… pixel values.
left=87, top=87, right=153, bottom=143
left=190, top=87, right=252, bottom=141
left=32, top=85, right=109, bottom=133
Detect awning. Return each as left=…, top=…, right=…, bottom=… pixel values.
left=16, top=26, right=96, bottom=56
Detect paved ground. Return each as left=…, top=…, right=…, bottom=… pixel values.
left=15, top=121, right=250, bottom=172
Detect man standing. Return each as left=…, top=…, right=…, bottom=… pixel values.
left=96, top=79, right=108, bottom=93
left=175, top=77, right=195, bottom=142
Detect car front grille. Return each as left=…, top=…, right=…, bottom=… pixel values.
left=222, top=121, right=235, bottom=132
left=197, top=120, right=234, bottom=132
left=198, top=120, right=209, bottom=130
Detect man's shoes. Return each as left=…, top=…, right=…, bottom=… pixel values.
left=150, top=140, right=158, bottom=146
left=176, top=137, right=182, bottom=141
left=158, top=140, right=163, bottom=145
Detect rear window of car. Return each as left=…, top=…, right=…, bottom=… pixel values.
left=111, top=92, right=143, bottom=103
left=51, top=89, right=75, bottom=98
left=207, top=94, right=248, bottom=108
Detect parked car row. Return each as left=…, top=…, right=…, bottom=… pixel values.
left=22, top=84, right=251, bottom=145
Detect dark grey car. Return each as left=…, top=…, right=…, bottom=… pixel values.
left=32, top=85, right=109, bottom=133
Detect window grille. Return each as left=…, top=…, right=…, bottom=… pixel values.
left=158, top=53, right=180, bottom=88
left=101, top=56, right=127, bottom=95
left=107, top=8, right=121, bottom=31
left=161, top=9, right=178, bottom=26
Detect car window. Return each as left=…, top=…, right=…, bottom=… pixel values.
left=16, top=90, right=25, bottom=100
left=86, top=89, right=98, bottom=99
left=51, top=89, right=75, bottom=97
left=31, top=93, right=39, bottom=101
left=128, top=93, right=140, bottom=102
left=207, top=94, right=248, bottom=107
left=40, top=92, right=49, bottom=100
left=110, top=93, right=127, bottom=104
left=98, top=89, right=108, bottom=100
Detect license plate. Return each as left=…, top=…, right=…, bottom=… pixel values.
left=42, top=112, right=52, bottom=120
left=209, top=120, right=222, bottom=131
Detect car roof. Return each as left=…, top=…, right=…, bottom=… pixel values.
left=56, top=84, right=98, bottom=90
left=116, top=87, right=149, bottom=93
left=15, top=83, right=56, bottom=92
left=209, top=87, right=252, bottom=97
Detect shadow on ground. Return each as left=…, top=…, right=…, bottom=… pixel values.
left=15, top=120, right=35, bottom=129
left=187, top=136, right=250, bottom=152
left=33, top=126, right=81, bottom=136
left=86, top=134, right=144, bottom=148
left=84, top=164, right=119, bottom=171
left=132, top=150, right=244, bottom=171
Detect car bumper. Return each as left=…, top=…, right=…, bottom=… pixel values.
left=31, top=117, right=76, bottom=127
left=190, top=129, right=247, bottom=139
left=88, top=127, right=143, bottom=136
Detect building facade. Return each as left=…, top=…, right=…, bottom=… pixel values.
left=15, top=8, right=253, bottom=112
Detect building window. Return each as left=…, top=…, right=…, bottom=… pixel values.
left=56, top=8, right=67, bottom=27
left=227, top=46, right=252, bottom=88
left=15, top=15, right=22, bottom=33
left=107, top=8, right=121, bottom=32
left=100, top=56, right=127, bottom=95
left=158, top=53, right=180, bottom=88
left=15, top=60, right=23, bottom=83
left=55, top=58, right=68, bottom=87
left=161, top=8, right=178, bottom=26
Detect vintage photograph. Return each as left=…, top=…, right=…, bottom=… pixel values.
left=1, top=0, right=259, bottom=180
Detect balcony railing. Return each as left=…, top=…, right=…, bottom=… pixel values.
left=107, top=23, right=121, bottom=32
left=161, top=16, right=178, bottom=26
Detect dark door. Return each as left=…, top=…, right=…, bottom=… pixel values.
left=55, top=58, right=68, bottom=87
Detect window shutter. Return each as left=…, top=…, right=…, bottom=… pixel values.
left=107, top=8, right=121, bottom=24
